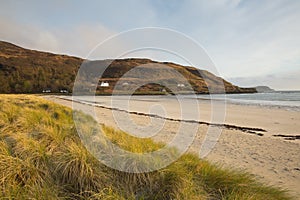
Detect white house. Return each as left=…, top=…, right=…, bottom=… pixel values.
left=60, top=89, right=68, bottom=93
left=100, top=81, right=109, bottom=87
left=42, top=89, right=51, bottom=93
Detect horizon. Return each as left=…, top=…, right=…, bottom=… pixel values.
left=0, top=0, right=299, bottom=90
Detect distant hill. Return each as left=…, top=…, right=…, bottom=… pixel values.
left=255, top=86, right=275, bottom=93
left=0, top=41, right=256, bottom=94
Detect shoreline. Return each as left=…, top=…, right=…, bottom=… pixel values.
left=56, top=95, right=267, bottom=136
left=53, top=95, right=300, bottom=137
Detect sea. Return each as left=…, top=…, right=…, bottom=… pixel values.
left=195, top=91, right=300, bottom=111
left=68, top=91, right=300, bottom=112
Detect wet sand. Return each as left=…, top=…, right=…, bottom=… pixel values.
left=44, top=95, right=300, bottom=198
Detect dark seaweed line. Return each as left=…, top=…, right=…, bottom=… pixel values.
left=273, top=134, right=300, bottom=140
left=57, top=97, right=266, bottom=136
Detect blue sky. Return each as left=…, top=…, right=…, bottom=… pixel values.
left=1, top=0, right=299, bottom=90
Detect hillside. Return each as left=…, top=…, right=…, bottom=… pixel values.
left=0, top=41, right=256, bottom=94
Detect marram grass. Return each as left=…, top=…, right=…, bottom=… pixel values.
left=0, top=95, right=292, bottom=199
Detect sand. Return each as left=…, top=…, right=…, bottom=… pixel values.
left=44, top=95, right=300, bottom=198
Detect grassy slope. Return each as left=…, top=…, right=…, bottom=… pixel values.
left=0, top=95, right=291, bottom=200
left=0, top=41, right=256, bottom=94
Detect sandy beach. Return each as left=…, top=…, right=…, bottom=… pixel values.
left=44, top=95, right=300, bottom=198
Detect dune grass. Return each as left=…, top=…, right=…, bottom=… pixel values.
left=0, top=95, right=292, bottom=199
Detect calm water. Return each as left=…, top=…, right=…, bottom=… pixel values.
left=196, top=91, right=300, bottom=110
left=68, top=91, right=300, bottom=112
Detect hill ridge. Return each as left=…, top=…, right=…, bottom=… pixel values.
left=0, top=41, right=256, bottom=94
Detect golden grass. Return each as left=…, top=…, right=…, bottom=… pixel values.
left=0, top=95, right=292, bottom=199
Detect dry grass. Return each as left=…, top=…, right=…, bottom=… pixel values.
left=0, top=95, right=292, bottom=199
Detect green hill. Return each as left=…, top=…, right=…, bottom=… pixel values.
left=0, top=41, right=256, bottom=94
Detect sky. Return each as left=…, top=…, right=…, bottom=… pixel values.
left=0, top=0, right=299, bottom=90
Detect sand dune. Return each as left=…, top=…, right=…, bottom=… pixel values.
left=44, top=95, right=300, bottom=198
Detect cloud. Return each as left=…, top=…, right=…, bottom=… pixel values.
left=0, top=17, right=119, bottom=58
left=228, top=70, right=300, bottom=90
left=152, top=0, right=300, bottom=78
left=0, top=18, right=60, bottom=53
